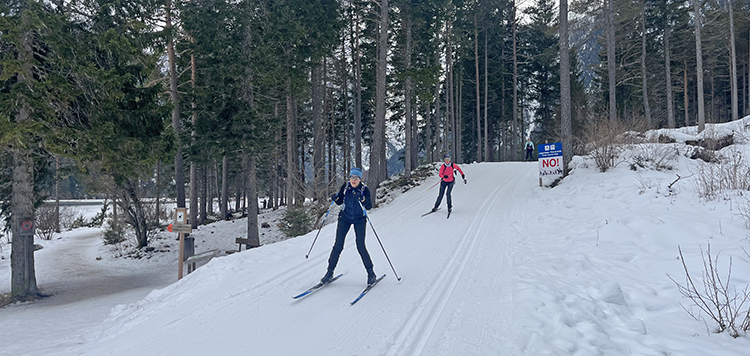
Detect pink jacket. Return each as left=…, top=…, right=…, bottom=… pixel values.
left=439, top=162, right=464, bottom=183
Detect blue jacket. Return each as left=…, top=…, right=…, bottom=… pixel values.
left=333, top=182, right=372, bottom=222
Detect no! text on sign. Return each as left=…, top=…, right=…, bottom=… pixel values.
left=538, top=142, right=563, bottom=178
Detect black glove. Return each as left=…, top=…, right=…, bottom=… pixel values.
left=462, top=175, right=466, bottom=184
left=331, top=193, right=338, bottom=202
left=443, top=175, right=449, bottom=179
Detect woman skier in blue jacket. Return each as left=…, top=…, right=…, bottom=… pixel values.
left=321, top=168, right=378, bottom=285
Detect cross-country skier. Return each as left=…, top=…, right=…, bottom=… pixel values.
left=525, top=138, right=535, bottom=161
left=430, top=155, right=466, bottom=213
left=321, top=168, right=378, bottom=285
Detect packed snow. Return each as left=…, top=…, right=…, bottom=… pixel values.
left=3, top=119, right=750, bottom=355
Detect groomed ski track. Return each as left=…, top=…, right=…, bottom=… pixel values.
left=79, top=162, right=536, bottom=356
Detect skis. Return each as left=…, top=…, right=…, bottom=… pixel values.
left=421, top=208, right=440, bottom=217
left=351, top=274, right=386, bottom=305
left=422, top=207, right=451, bottom=219
left=292, top=274, right=343, bottom=299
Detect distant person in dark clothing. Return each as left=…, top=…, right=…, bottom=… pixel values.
left=525, top=138, right=535, bottom=161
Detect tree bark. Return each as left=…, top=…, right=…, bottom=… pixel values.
left=404, top=10, right=413, bottom=176
left=312, top=63, right=324, bottom=201
left=353, top=12, right=363, bottom=169
left=560, top=0, right=572, bottom=173
left=475, top=13, right=481, bottom=162
left=11, top=6, right=40, bottom=299
left=484, top=29, right=489, bottom=162
left=371, top=0, right=388, bottom=199
left=693, top=0, right=705, bottom=132
left=55, top=156, right=60, bottom=233
left=286, top=77, right=299, bottom=207
left=684, top=59, right=690, bottom=127
left=728, top=0, right=738, bottom=122
left=640, top=0, right=652, bottom=128
left=606, top=0, right=617, bottom=124
left=166, top=0, right=186, bottom=208
left=221, top=155, right=228, bottom=219
left=245, top=153, right=260, bottom=247
left=665, top=7, right=675, bottom=128
left=512, top=3, right=519, bottom=160
left=190, top=46, right=198, bottom=228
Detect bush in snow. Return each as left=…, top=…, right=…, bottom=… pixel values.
left=670, top=244, right=750, bottom=337
left=279, top=208, right=314, bottom=238
left=692, top=150, right=750, bottom=201
left=582, top=117, right=629, bottom=172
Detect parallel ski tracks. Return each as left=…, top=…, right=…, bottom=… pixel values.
left=385, top=168, right=525, bottom=356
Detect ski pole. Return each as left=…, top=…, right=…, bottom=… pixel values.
left=305, top=200, right=336, bottom=259
left=359, top=200, right=401, bottom=281
left=427, top=180, right=441, bottom=191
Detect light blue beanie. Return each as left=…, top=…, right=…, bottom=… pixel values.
left=350, top=167, right=363, bottom=179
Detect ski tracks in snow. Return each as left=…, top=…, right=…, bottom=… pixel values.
left=385, top=164, right=529, bottom=356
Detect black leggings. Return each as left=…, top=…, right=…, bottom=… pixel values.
left=433, top=180, right=455, bottom=210
left=326, top=217, right=373, bottom=273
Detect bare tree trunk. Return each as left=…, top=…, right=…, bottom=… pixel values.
left=606, top=0, right=617, bottom=124
left=665, top=9, right=675, bottom=128
left=404, top=10, right=413, bottom=176
left=560, top=0, right=572, bottom=173
left=512, top=3, right=519, bottom=160
left=640, top=0, right=652, bottom=128
left=693, top=0, right=705, bottom=132
left=685, top=59, right=690, bottom=127
left=475, top=13, right=481, bottom=162
left=484, top=30, right=489, bottom=162
left=245, top=153, right=259, bottom=248
left=286, top=76, right=299, bottom=207
left=728, top=0, right=738, bottom=122
left=200, top=165, right=207, bottom=223
left=312, top=63, right=324, bottom=201
left=371, top=0, right=389, bottom=198
left=221, top=155, right=228, bottom=219
left=447, top=21, right=455, bottom=157
left=155, top=161, right=160, bottom=222
left=190, top=47, right=198, bottom=228
left=353, top=12, right=363, bottom=169
left=55, top=156, right=60, bottom=233
left=11, top=108, right=39, bottom=298
left=340, top=37, right=350, bottom=175
left=166, top=0, right=186, bottom=208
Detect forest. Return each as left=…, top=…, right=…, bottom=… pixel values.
left=1, top=0, right=749, bottom=299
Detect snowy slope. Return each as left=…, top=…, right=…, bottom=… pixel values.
left=4, top=121, right=750, bottom=355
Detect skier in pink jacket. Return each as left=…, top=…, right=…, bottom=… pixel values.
left=430, top=154, right=466, bottom=213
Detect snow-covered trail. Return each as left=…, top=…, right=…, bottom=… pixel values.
left=0, top=228, right=174, bottom=356
left=73, top=162, right=539, bottom=356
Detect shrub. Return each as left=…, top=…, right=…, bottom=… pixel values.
left=669, top=244, right=750, bottom=337
left=279, top=208, right=314, bottom=237
left=583, top=117, right=629, bottom=172
left=103, top=223, right=125, bottom=245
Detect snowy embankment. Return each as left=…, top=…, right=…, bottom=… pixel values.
left=3, top=119, right=750, bottom=355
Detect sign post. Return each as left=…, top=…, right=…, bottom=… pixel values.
left=172, top=208, right=192, bottom=280
left=538, top=142, right=563, bottom=186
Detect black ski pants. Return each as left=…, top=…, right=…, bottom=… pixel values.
left=433, top=180, right=455, bottom=210
left=326, top=216, right=373, bottom=273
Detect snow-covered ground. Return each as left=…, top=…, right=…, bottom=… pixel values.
left=3, top=119, right=750, bottom=355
